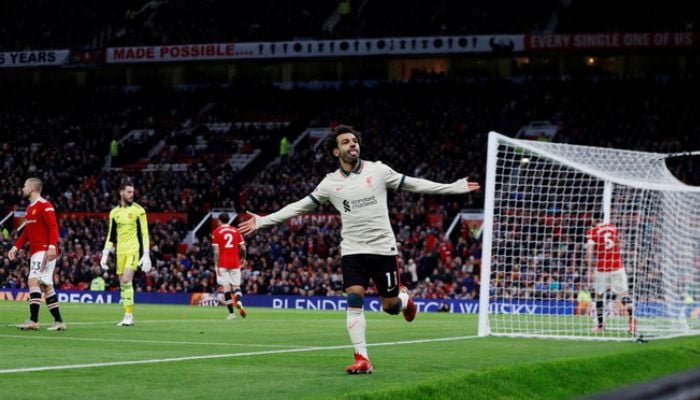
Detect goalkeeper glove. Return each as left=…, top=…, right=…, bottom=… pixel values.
left=139, top=253, right=152, bottom=273
left=100, top=249, right=110, bottom=270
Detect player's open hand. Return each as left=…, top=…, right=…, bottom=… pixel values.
left=238, top=212, right=259, bottom=236
left=46, top=245, right=58, bottom=261
left=139, top=253, right=152, bottom=273
left=466, top=179, right=481, bottom=192
left=7, top=246, right=18, bottom=261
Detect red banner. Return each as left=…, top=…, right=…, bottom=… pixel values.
left=106, top=43, right=243, bottom=63
left=526, top=32, right=695, bottom=51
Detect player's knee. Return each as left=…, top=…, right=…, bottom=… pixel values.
left=346, top=293, right=364, bottom=309
left=45, top=292, right=58, bottom=304
left=383, top=300, right=401, bottom=315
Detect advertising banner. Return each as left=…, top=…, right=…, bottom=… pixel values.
left=2, top=289, right=697, bottom=317
left=0, top=49, right=70, bottom=68
left=525, top=32, right=695, bottom=51
left=106, top=35, right=525, bottom=64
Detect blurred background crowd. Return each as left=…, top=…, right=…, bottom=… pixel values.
left=1, top=0, right=698, bottom=303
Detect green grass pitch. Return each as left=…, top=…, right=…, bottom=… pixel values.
left=1, top=301, right=698, bottom=400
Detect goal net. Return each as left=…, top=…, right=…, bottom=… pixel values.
left=479, top=131, right=700, bottom=341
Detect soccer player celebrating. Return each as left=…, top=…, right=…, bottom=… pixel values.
left=9, top=178, right=66, bottom=331
left=212, top=212, right=248, bottom=319
left=586, top=216, right=635, bottom=334
left=239, top=125, right=480, bottom=374
left=101, top=180, right=152, bottom=326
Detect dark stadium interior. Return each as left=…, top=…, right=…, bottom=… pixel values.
left=1, top=0, right=698, bottom=309
left=2, top=2, right=700, bottom=397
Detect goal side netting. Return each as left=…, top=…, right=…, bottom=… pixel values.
left=479, top=131, right=700, bottom=341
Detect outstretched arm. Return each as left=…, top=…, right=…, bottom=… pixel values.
left=380, top=161, right=480, bottom=195
left=400, top=176, right=480, bottom=195
left=239, top=196, right=319, bottom=235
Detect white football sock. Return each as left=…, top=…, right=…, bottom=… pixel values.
left=398, top=291, right=409, bottom=310
left=346, top=308, right=368, bottom=358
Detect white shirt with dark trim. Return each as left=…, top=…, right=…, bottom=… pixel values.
left=257, top=159, right=471, bottom=256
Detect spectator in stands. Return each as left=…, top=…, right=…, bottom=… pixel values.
left=110, top=137, right=120, bottom=167
left=90, top=267, right=106, bottom=291
left=280, top=135, right=291, bottom=163
left=576, top=285, right=592, bottom=316
left=405, top=258, right=418, bottom=287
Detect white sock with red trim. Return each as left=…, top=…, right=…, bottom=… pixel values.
left=346, top=308, right=368, bottom=358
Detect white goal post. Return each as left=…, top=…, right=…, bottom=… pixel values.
left=479, top=131, right=700, bottom=341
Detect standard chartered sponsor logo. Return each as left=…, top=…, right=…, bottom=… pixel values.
left=349, top=195, right=378, bottom=209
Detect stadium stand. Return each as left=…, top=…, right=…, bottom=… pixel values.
left=0, top=0, right=624, bottom=50
left=2, top=2, right=698, bottom=397
left=555, top=0, right=697, bottom=33
left=0, top=0, right=698, bottom=310
left=2, top=75, right=699, bottom=301
left=0, top=1, right=142, bottom=50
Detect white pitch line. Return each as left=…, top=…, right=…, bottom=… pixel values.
left=0, top=334, right=312, bottom=349
left=2, top=319, right=234, bottom=328
left=1, top=317, right=353, bottom=328
left=0, top=335, right=481, bottom=374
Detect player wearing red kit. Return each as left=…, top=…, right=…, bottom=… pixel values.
left=212, top=212, right=247, bottom=319
left=586, top=217, right=635, bottom=334
left=8, top=178, right=66, bottom=331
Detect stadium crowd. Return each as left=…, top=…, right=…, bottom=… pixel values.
left=2, top=75, right=699, bottom=303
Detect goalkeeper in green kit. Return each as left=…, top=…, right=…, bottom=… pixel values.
left=101, top=180, right=152, bottom=326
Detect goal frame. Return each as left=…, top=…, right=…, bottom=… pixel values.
left=478, top=131, right=700, bottom=341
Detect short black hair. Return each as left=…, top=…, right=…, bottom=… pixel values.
left=218, top=212, right=230, bottom=224
left=323, top=125, right=362, bottom=158
left=119, top=178, right=134, bottom=191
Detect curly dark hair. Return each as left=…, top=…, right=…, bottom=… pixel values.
left=323, top=125, right=362, bottom=159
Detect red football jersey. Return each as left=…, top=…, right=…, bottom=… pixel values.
left=14, top=198, right=59, bottom=256
left=212, top=224, right=244, bottom=269
left=586, top=223, right=622, bottom=272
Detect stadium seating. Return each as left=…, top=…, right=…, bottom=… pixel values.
left=555, top=0, right=696, bottom=33
left=2, top=76, right=700, bottom=300
left=1, top=0, right=582, bottom=50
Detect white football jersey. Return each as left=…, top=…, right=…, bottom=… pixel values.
left=311, top=160, right=402, bottom=255
left=257, top=159, right=470, bottom=256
